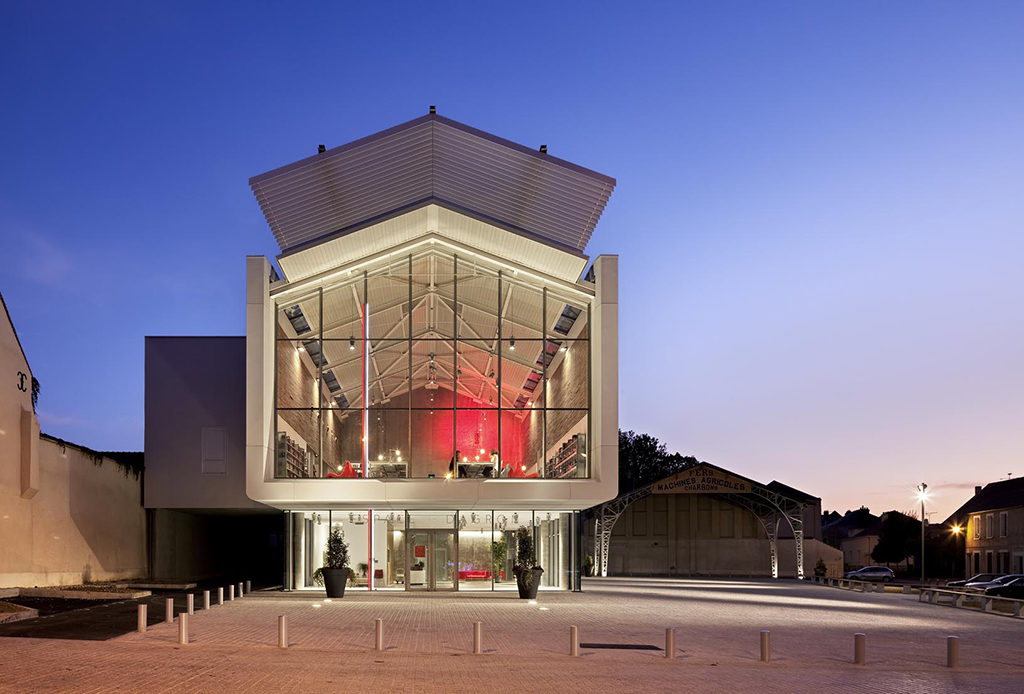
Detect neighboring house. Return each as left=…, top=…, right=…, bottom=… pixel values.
left=822, top=507, right=877, bottom=566
left=0, top=293, right=146, bottom=587
left=945, top=478, right=1024, bottom=576
left=840, top=511, right=914, bottom=572
left=145, top=111, right=620, bottom=591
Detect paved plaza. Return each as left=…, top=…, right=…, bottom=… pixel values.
left=1, top=577, right=1021, bottom=693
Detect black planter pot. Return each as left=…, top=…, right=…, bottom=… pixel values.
left=515, top=567, right=544, bottom=599
left=322, top=568, right=348, bottom=598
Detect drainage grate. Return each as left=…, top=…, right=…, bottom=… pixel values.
left=579, top=643, right=662, bottom=650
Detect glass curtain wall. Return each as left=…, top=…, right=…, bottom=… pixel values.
left=283, top=509, right=579, bottom=591
left=274, top=248, right=591, bottom=479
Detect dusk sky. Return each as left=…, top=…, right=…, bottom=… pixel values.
left=3, top=2, right=1022, bottom=521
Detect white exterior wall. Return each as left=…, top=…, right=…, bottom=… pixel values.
left=245, top=243, right=618, bottom=512
left=0, top=299, right=146, bottom=587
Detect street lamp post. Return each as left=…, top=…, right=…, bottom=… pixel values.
left=952, top=524, right=962, bottom=578
left=917, top=482, right=928, bottom=583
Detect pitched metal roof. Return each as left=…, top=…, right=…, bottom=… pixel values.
left=945, top=477, right=1024, bottom=522
left=249, top=113, right=616, bottom=255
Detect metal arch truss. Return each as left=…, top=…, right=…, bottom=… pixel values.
left=593, top=478, right=806, bottom=580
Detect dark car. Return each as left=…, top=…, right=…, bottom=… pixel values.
left=985, top=577, right=1024, bottom=599
left=969, top=574, right=1024, bottom=591
left=947, top=573, right=1001, bottom=587
left=844, top=566, right=895, bottom=581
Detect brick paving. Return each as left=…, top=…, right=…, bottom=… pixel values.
left=0, top=577, right=1021, bottom=693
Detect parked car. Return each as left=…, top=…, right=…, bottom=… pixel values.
left=967, top=574, right=1024, bottom=591
left=947, top=573, right=1002, bottom=587
left=843, top=566, right=895, bottom=581
left=984, top=577, right=1024, bottom=599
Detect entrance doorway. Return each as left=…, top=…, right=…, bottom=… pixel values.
left=408, top=530, right=455, bottom=591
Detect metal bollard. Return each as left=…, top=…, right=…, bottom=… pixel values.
left=665, top=627, right=676, bottom=660
left=165, top=598, right=175, bottom=624
left=137, top=604, right=147, bottom=633
left=375, top=618, right=384, bottom=652
left=187, top=593, right=194, bottom=615
left=570, top=625, right=579, bottom=657
left=229, top=585, right=235, bottom=601
left=217, top=587, right=224, bottom=605
left=238, top=582, right=244, bottom=598
left=473, top=621, right=483, bottom=654
left=279, top=615, right=288, bottom=649
left=854, top=633, right=865, bottom=665
left=203, top=590, right=210, bottom=610
left=946, top=636, right=959, bottom=668
left=759, top=630, right=771, bottom=662
left=178, top=613, right=189, bottom=645
left=246, top=580, right=251, bottom=594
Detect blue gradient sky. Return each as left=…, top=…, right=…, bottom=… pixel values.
left=3, top=2, right=1022, bottom=520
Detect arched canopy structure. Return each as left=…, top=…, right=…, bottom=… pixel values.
left=593, top=462, right=808, bottom=578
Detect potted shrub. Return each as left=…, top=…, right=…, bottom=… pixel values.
left=512, top=526, right=543, bottom=599
left=583, top=554, right=595, bottom=577
left=318, top=525, right=350, bottom=598
left=492, top=536, right=507, bottom=581
left=814, top=557, right=827, bottom=578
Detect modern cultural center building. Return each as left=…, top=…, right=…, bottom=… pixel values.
left=145, top=111, right=618, bottom=592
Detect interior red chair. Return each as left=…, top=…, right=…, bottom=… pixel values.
left=508, top=465, right=524, bottom=478
left=339, top=460, right=358, bottom=478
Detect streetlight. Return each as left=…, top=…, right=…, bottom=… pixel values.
left=916, top=482, right=928, bottom=583
left=951, top=524, right=962, bottom=578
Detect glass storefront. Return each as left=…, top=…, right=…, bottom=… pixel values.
left=283, top=509, right=581, bottom=592
left=273, top=247, right=592, bottom=481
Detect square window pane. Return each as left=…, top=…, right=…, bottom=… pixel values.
left=412, top=339, right=454, bottom=396
left=411, top=252, right=455, bottom=339
left=546, top=291, right=589, bottom=338
left=455, top=340, right=498, bottom=408
left=369, top=339, right=410, bottom=407
left=409, top=409, right=453, bottom=479
left=545, top=412, right=587, bottom=479
left=367, top=409, right=409, bottom=478
left=455, top=409, right=498, bottom=478
left=457, top=270, right=499, bottom=341
left=499, top=405, right=543, bottom=477
left=276, top=410, right=321, bottom=478
left=367, top=268, right=411, bottom=340
left=277, top=289, right=321, bottom=339
left=277, top=340, right=323, bottom=410
left=500, top=340, right=544, bottom=411
left=321, top=407, right=364, bottom=478
left=502, top=279, right=544, bottom=339
left=544, top=339, right=588, bottom=409
left=319, top=340, right=363, bottom=409
left=321, top=279, right=363, bottom=341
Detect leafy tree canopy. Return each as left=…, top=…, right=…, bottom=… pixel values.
left=618, top=429, right=702, bottom=494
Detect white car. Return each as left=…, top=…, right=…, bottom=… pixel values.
left=844, top=566, right=895, bottom=581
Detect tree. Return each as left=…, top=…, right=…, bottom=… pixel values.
left=618, top=429, right=701, bottom=493
left=871, top=512, right=920, bottom=569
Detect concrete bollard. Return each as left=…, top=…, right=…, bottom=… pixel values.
left=217, top=587, right=224, bottom=605
left=375, top=618, right=384, bottom=652
left=238, top=582, right=244, bottom=599
left=279, top=615, right=288, bottom=649
left=246, top=580, right=251, bottom=594
left=759, top=630, right=771, bottom=663
left=137, top=604, right=147, bottom=633
left=946, top=636, right=959, bottom=668
left=229, top=585, right=235, bottom=601
left=165, top=598, right=175, bottom=624
left=473, top=621, right=482, bottom=654
left=665, top=627, right=676, bottom=660
left=187, top=593, right=194, bottom=615
left=854, top=633, right=865, bottom=665
left=203, top=590, right=210, bottom=610
left=570, top=625, right=579, bottom=657
left=178, top=613, right=189, bottom=645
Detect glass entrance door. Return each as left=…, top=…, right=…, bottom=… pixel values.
left=408, top=530, right=455, bottom=590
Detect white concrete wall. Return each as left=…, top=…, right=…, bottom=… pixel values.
left=0, top=437, right=147, bottom=587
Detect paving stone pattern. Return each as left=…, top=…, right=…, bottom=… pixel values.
left=1, top=577, right=1021, bottom=693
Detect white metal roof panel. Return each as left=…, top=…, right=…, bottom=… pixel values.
left=250, top=114, right=615, bottom=255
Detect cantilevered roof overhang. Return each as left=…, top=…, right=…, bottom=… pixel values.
left=249, top=113, right=616, bottom=256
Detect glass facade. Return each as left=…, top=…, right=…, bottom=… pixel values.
left=283, top=509, right=582, bottom=592
left=274, top=247, right=591, bottom=480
